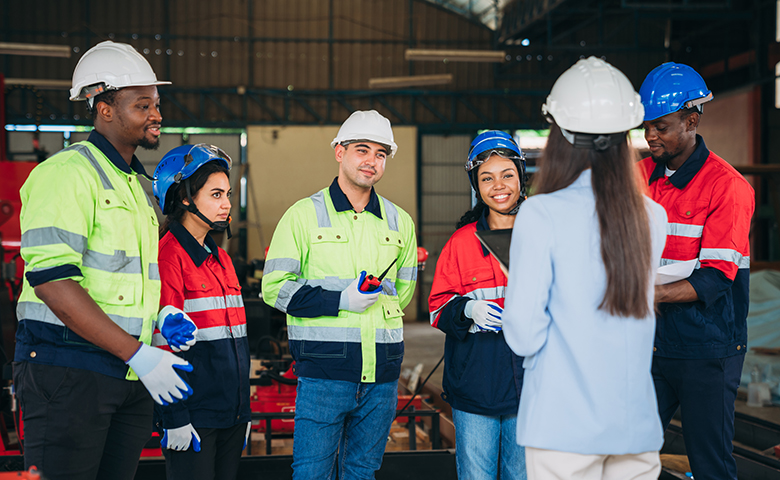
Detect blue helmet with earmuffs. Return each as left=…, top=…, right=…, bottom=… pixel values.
left=153, top=143, right=233, bottom=236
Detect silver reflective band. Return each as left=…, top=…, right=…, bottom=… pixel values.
left=22, top=227, right=88, bottom=254
left=148, top=263, right=160, bottom=281
left=699, top=248, right=750, bottom=269
left=383, top=198, right=399, bottom=232
left=397, top=266, right=417, bottom=282
left=310, top=191, right=332, bottom=228
left=64, top=144, right=114, bottom=190
left=287, top=325, right=402, bottom=344
left=152, top=324, right=247, bottom=346
left=82, top=249, right=142, bottom=275
left=429, top=294, right=459, bottom=325
left=667, top=223, right=703, bottom=238
left=264, top=258, right=302, bottom=276
left=17, top=301, right=144, bottom=336
left=464, top=286, right=506, bottom=301
left=275, top=280, right=303, bottom=312
left=183, top=294, right=244, bottom=314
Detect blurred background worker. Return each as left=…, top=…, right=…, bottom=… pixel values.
left=428, top=130, right=527, bottom=480
left=262, top=110, right=417, bottom=480
left=152, top=144, right=251, bottom=480
left=12, top=41, right=193, bottom=480
left=638, top=62, right=755, bottom=480
left=503, top=57, right=668, bottom=480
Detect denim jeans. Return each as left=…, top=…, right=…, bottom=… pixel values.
left=292, top=377, right=398, bottom=480
left=452, top=408, right=527, bottom=480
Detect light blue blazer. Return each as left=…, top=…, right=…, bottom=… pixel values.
left=503, top=168, right=668, bottom=455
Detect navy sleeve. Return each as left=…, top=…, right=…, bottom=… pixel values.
left=286, top=286, right=341, bottom=318
left=26, top=264, right=83, bottom=287
left=435, top=296, right=472, bottom=341
left=687, top=266, right=732, bottom=309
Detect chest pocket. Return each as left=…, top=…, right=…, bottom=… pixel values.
left=378, top=231, right=404, bottom=269
left=463, top=268, right=495, bottom=288
left=309, top=228, right=350, bottom=277
left=666, top=201, right=708, bottom=256
left=94, top=190, right=138, bottom=253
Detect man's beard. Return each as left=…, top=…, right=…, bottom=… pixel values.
left=138, top=136, right=160, bottom=150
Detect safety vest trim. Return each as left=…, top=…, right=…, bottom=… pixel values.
left=382, top=198, right=399, bottom=232
left=287, top=325, right=403, bottom=343
left=183, top=294, right=244, bottom=313
left=152, top=324, right=247, bottom=346
left=264, top=258, right=302, bottom=276
left=276, top=281, right=304, bottom=311
left=21, top=226, right=88, bottom=253
left=149, top=263, right=160, bottom=281
left=310, top=190, right=332, bottom=228
left=82, top=249, right=142, bottom=274
left=64, top=144, right=114, bottom=190
left=465, top=286, right=506, bottom=301
left=700, top=248, right=749, bottom=268
left=397, top=266, right=417, bottom=281
left=667, top=222, right=703, bottom=238
left=18, top=301, right=144, bottom=336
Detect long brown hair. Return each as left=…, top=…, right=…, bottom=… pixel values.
left=534, top=123, right=652, bottom=318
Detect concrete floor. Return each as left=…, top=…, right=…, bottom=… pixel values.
left=400, top=320, right=446, bottom=391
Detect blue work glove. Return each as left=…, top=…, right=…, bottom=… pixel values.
left=243, top=422, right=252, bottom=450
left=339, top=271, right=381, bottom=313
left=465, top=300, right=503, bottom=333
left=161, top=423, right=201, bottom=452
left=126, top=343, right=193, bottom=405
left=157, top=305, right=198, bottom=352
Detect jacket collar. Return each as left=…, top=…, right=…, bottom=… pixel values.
left=88, top=130, right=150, bottom=177
left=476, top=207, right=491, bottom=257
left=648, top=134, right=709, bottom=189
left=328, top=177, right=383, bottom=219
left=169, top=221, right=221, bottom=268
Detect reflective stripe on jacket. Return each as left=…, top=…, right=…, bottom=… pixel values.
left=15, top=141, right=160, bottom=380
left=638, top=137, right=755, bottom=358
left=429, top=214, right=523, bottom=416
left=262, top=185, right=417, bottom=384
left=153, top=223, right=251, bottom=429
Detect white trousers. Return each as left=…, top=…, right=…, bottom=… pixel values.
left=525, top=447, right=661, bottom=480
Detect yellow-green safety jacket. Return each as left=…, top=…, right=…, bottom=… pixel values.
left=262, top=179, right=417, bottom=384
left=15, top=133, right=160, bottom=380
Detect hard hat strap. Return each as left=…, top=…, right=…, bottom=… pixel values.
left=183, top=178, right=232, bottom=238
left=560, top=128, right=626, bottom=152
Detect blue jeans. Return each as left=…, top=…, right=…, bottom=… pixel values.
left=452, top=408, right=527, bottom=480
left=292, top=377, right=398, bottom=480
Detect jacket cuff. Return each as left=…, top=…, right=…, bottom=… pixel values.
left=25, top=264, right=82, bottom=287
left=156, top=404, right=191, bottom=429
left=687, top=267, right=732, bottom=309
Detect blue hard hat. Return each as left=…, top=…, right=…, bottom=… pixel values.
left=153, top=143, right=232, bottom=214
left=639, top=62, right=712, bottom=122
left=466, top=130, right=523, bottom=172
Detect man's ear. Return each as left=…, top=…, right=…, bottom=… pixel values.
left=334, top=144, right=346, bottom=164
left=686, top=112, right=701, bottom=131
left=95, top=101, right=113, bottom=123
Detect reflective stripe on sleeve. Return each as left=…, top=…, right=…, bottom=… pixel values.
left=264, top=258, right=302, bottom=276
left=667, top=223, right=704, bottom=238
left=82, top=249, right=142, bottom=275
left=152, top=324, right=247, bottom=346
left=148, top=263, right=160, bottom=281
left=17, top=301, right=144, bottom=336
left=464, top=286, right=506, bottom=301
left=275, top=280, right=304, bottom=312
left=183, top=294, right=244, bottom=313
left=310, top=191, right=332, bottom=228
left=22, top=227, right=88, bottom=254
left=700, top=248, right=750, bottom=269
left=397, top=266, right=417, bottom=282
left=429, top=294, right=459, bottom=325
left=661, top=258, right=701, bottom=268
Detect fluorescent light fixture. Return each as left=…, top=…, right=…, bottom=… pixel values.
left=0, top=42, right=71, bottom=58
left=405, top=49, right=505, bottom=63
left=5, top=78, right=71, bottom=89
left=368, top=74, right=453, bottom=89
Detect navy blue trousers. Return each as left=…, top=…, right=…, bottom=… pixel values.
left=652, top=355, right=744, bottom=480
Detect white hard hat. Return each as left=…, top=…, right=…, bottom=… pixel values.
left=541, top=56, right=643, bottom=135
left=70, top=41, right=171, bottom=102
left=331, top=110, right=398, bottom=158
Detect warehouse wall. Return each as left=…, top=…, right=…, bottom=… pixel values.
left=246, top=124, right=419, bottom=317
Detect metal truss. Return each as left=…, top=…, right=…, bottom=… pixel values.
left=4, top=86, right=551, bottom=132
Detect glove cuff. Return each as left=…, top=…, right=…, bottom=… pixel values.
left=464, top=300, right=475, bottom=319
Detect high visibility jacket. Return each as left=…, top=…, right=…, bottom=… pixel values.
left=262, top=179, right=417, bottom=384
left=153, top=222, right=251, bottom=429
left=16, top=135, right=160, bottom=380
left=428, top=213, right=523, bottom=416
left=638, top=135, right=755, bottom=359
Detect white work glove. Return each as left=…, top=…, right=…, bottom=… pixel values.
left=465, top=300, right=503, bottom=333
left=157, top=305, right=198, bottom=352
left=243, top=422, right=252, bottom=450
left=339, top=271, right=381, bottom=313
left=126, top=343, right=193, bottom=405
left=161, top=423, right=201, bottom=452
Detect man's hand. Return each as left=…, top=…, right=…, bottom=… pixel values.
left=339, top=271, right=381, bottom=313
left=655, top=279, right=699, bottom=304
left=157, top=306, right=198, bottom=352
left=465, top=300, right=503, bottom=333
